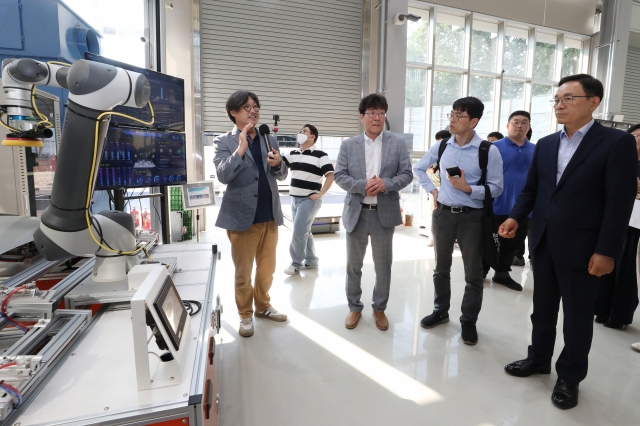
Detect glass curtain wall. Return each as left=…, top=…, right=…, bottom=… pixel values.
left=405, top=2, right=591, bottom=149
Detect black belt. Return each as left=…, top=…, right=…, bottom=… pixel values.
left=438, top=202, right=480, bottom=213
left=362, top=203, right=377, bottom=210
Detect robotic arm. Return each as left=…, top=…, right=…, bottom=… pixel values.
left=1, top=58, right=151, bottom=282
left=1, top=58, right=68, bottom=142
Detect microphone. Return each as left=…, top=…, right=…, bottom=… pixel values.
left=258, top=124, right=272, bottom=153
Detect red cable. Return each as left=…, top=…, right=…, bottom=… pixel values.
left=1, top=287, right=28, bottom=331
left=0, top=362, right=16, bottom=370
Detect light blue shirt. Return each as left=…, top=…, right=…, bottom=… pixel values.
left=414, top=131, right=504, bottom=209
left=557, top=119, right=595, bottom=183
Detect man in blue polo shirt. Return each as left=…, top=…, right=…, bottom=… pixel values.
left=484, top=110, right=535, bottom=291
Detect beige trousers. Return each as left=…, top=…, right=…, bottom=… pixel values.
left=227, top=221, right=278, bottom=319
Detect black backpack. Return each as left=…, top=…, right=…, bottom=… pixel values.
left=432, top=137, right=492, bottom=186
left=433, top=137, right=499, bottom=267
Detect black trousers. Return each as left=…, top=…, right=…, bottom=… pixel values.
left=594, top=227, right=640, bottom=325
left=483, top=215, right=529, bottom=276
left=527, top=234, right=600, bottom=385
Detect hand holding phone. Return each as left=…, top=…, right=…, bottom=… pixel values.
left=446, top=166, right=461, bottom=178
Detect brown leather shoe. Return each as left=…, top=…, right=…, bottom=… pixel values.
left=373, top=311, right=389, bottom=330
left=345, top=311, right=362, bottom=329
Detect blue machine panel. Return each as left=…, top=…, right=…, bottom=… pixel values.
left=0, top=0, right=23, bottom=49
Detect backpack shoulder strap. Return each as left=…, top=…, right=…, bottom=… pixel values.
left=478, top=140, right=491, bottom=186
left=433, top=137, right=450, bottom=172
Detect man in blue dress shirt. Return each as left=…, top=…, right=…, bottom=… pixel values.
left=483, top=111, right=535, bottom=291
left=414, top=97, right=503, bottom=345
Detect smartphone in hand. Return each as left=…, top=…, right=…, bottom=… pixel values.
left=446, top=166, right=461, bottom=178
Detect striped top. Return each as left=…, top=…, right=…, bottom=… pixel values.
left=283, top=145, right=335, bottom=197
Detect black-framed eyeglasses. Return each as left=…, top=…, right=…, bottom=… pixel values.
left=242, top=104, right=260, bottom=112
left=550, top=95, right=591, bottom=106
left=363, top=111, right=386, bottom=118
left=447, top=112, right=470, bottom=122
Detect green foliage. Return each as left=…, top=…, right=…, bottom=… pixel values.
left=406, top=67, right=426, bottom=108
left=502, top=80, right=524, bottom=100
left=433, top=71, right=461, bottom=105
left=471, top=29, right=497, bottom=72
left=503, top=35, right=527, bottom=76
left=562, top=48, right=581, bottom=77
left=533, top=42, right=556, bottom=80
left=532, top=83, right=553, bottom=97
left=435, top=23, right=464, bottom=67
left=469, top=76, right=494, bottom=102
left=407, top=20, right=429, bottom=63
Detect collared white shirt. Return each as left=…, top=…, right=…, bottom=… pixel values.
left=363, top=132, right=383, bottom=204
left=557, top=119, right=595, bottom=184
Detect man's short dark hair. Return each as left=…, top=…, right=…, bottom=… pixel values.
left=452, top=97, right=484, bottom=121
left=435, top=130, right=451, bottom=140
left=508, top=110, right=531, bottom=121
left=359, top=94, right=388, bottom=115
left=303, top=124, right=319, bottom=143
left=557, top=74, right=604, bottom=101
left=627, top=124, right=640, bottom=134
left=225, top=91, right=260, bottom=124
left=488, top=132, right=504, bottom=140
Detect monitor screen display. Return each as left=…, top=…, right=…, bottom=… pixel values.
left=153, top=275, right=188, bottom=352
left=95, top=126, right=187, bottom=189
left=84, top=52, right=185, bottom=132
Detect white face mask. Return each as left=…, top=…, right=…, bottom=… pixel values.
left=297, top=133, right=308, bottom=144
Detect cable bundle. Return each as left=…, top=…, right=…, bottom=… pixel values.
left=0, top=287, right=28, bottom=333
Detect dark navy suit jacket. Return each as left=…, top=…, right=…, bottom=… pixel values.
left=509, top=121, right=637, bottom=269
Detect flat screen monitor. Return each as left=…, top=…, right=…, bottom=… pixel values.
left=153, top=275, right=188, bottom=352
left=84, top=52, right=185, bottom=132
left=95, top=126, right=187, bottom=189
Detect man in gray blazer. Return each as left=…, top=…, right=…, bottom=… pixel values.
left=214, top=91, right=288, bottom=338
left=334, top=94, right=413, bottom=330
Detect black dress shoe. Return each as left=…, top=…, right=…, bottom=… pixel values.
left=552, top=379, right=578, bottom=409
left=504, top=359, right=551, bottom=377
left=492, top=275, right=523, bottom=291
left=603, top=321, right=625, bottom=329
left=594, top=315, right=607, bottom=324
left=420, top=311, right=449, bottom=329
left=512, top=256, right=526, bottom=266
left=461, top=322, right=478, bottom=345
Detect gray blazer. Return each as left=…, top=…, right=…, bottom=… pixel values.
left=334, top=132, right=413, bottom=232
left=213, top=126, right=288, bottom=231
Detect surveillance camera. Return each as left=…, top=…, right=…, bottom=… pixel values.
left=393, top=13, right=422, bottom=25
left=405, top=13, right=421, bottom=22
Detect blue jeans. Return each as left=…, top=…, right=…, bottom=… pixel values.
left=290, top=196, right=322, bottom=268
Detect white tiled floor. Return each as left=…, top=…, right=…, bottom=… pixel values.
left=187, top=196, right=640, bottom=426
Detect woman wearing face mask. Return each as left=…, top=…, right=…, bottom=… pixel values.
left=282, top=124, right=335, bottom=275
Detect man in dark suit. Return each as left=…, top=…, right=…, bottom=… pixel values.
left=499, top=74, right=637, bottom=409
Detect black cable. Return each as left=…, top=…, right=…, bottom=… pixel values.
left=182, top=300, right=202, bottom=316
left=107, top=190, right=115, bottom=210
left=153, top=200, right=163, bottom=226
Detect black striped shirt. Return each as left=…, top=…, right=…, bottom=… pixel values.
left=283, top=146, right=334, bottom=197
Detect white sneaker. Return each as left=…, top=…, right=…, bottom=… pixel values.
left=300, top=263, right=317, bottom=270
left=426, top=238, right=434, bottom=247
left=239, top=318, right=254, bottom=337
left=284, top=265, right=300, bottom=275
left=632, top=342, right=640, bottom=353
left=255, top=307, right=287, bottom=322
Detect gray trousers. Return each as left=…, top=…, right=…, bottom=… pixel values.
left=346, top=208, right=395, bottom=312
left=432, top=207, right=484, bottom=324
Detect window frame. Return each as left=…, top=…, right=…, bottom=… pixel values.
left=405, top=1, right=592, bottom=149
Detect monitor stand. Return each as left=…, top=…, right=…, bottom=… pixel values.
left=130, top=264, right=192, bottom=391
